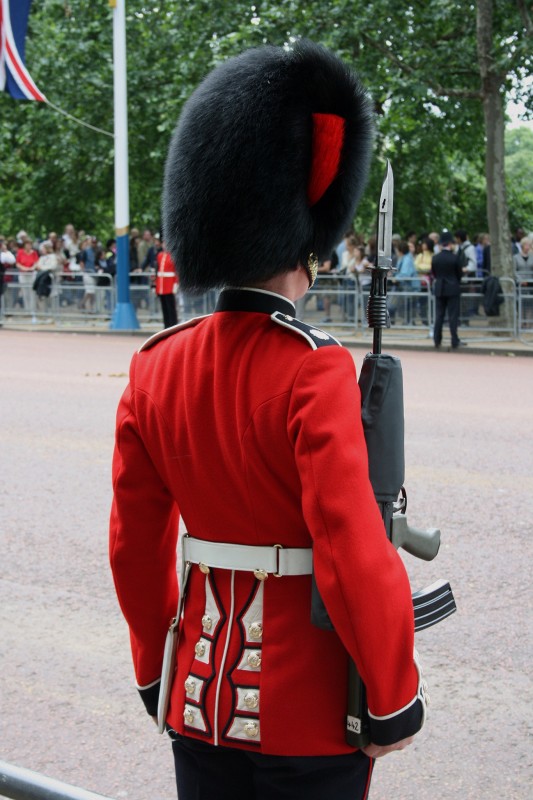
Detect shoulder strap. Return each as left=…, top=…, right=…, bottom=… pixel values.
left=271, top=311, right=342, bottom=350
left=138, top=315, right=210, bottom=352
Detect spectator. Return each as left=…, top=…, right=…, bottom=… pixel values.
left=512, top=228, right=526, bottom=256
left=105, top=239, right=117, bottom=278
left=414, top=237, right=434, bottom=278
left=431, top=231, right=465, bottom=349
left=339, top=234, right=359, bottom=321
left=1, top=238, right=16, bottom=323
left=335, top=227, right=355, bottom=265
left=353, top=245, right=371, bottom=290
left=454, top=230, right=477, bottom=276
left=141, top=233, right=163, bottom=272
left=129, top=233, right=140, bottom=273
left=455, top=229, right=478, bottom=319
left=389, top=240, right=419, bottom=324
left=79, top=236, right=97, bottom=312
left=137, top=228, right=153, bottom=267
left=16, top=237, right=39, bottom=321
left=414, top=237, right=434, bottom=325
left=513, top=237, right=533, bottom=280
left=317, top=254, right=339, bottom=323
left=62, top=224, right=79, bottom=255
left=34, top=240, right=61, bottom=320
left=474, top=233, right=489, bottom=277
left=428, top=231, right=441, bottom=254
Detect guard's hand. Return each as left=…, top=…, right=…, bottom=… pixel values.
left=362, top=736, right=414, bottom=759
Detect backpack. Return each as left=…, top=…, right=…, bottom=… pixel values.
left=481, top=276, right=504, bottom=316
left=33, top=270, right=52, bottom=298
left=456, top=244, right=468, bottom=270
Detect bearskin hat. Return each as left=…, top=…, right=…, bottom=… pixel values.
left=163, top=39, right=374, bottom=291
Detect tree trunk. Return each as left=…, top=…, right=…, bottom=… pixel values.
left=476, top=0, right=513, bottom=280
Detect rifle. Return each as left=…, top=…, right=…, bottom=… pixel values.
left=311, top=160, right=456, bottom=748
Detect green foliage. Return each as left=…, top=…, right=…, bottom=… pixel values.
left=0, top=0, right=531, bottom=243
left=505, top=127, right=533, bottom=231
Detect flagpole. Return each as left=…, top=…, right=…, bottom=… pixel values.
left=110, top=0, right=139, bottom=330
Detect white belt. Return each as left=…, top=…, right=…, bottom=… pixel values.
left=182, top=536, right=312, bottom=578
left=157, top=271, right=176, bottom=277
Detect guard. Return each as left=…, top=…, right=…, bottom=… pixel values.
left=155, top=245, right=178, bottom=328
left=110, top=40, right=427, bottom=800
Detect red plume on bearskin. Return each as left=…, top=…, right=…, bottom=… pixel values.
left=163, top=39, right=374, bottom=291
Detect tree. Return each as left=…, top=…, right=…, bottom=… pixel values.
left=505, top=127, right=533, bottom=232
left=0, top=0, right=531, bottom=256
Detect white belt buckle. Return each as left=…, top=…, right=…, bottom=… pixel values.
left=273, top=544, right=283, bottom=578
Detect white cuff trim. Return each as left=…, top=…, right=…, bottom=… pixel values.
left=136, top=677, right=161, bottom=691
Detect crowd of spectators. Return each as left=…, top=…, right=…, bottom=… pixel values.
left=0, top=224, right=165, bottom=322
left=1, top=222, right=532, bottom=325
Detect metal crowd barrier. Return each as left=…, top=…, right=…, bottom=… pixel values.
left=517, top=278, right=533, bottom=345
left=0, top=269, right=524, bottom=343
left=456, top=275, right=517, bottom=341
left=297, top=273, right=434, bottom=338
left=0, top=760, right=114, bottom=800
left=1, top=270, right=116, bottom=324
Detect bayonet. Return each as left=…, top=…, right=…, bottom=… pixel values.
left=368, top=160, right=394, bottom=353
left=376, top=160, right=394, bottom=270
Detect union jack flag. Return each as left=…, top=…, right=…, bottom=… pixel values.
left=0, top=0, right=45, bottom=101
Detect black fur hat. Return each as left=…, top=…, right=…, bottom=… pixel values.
left=163, top=39, right=374, bottom=291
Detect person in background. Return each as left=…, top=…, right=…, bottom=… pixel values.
left=16, top=237, right=39, bottom=321
left=455, top=229, right=479, bottom=320
left=513, top=236, right=533, bottom=280
left=141, top=233, right=163, bottom=272
left=0, top=237, right=16, bottom=324
left=431, top=231, right=465, bottom=349
left=414, top=236, right=434, bottom=325
left=79, top=235, right=97, bottom=312
left=155, top=242, right=178, bottom=328
left=137, top=228, right=154, bottom=268
left=105, top=239, right=117, bottom=279
left=34, top=240, right=61, bottom=321
left=428, top=231, right=440, bottom=254
left=389, top=240, right=419, bottom=324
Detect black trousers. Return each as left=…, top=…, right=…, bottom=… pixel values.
left=159, top=293, right=178, bottom=328
left=172, top=734, right=374, bottom=800
left=434, top=294, right=460, bottom=347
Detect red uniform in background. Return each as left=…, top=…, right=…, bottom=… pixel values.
left=155, top=250, right=178, bottom=329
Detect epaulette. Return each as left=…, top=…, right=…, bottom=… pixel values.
left=138, top=315, right=210, bottom=353
left=271, top=311, right=342, bottom=349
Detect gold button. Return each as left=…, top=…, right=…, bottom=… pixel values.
left=198, top=562, right=210, bottom=574
left=248, top=622, right=263, bottom=640
left=194, top=640, right=206, bottom=657
left=244, top=691, right=259, bottom=710
left=201, top=614, right=213, bottom=631
left=247, top=651, right=262, bottom=669
left=184, top=679, right=196, bottom=695
left=244, top=721, right=259, bottom=738
left=253, top=569, right=268, bottom=581
left=183, top=707, right=195, bottom=725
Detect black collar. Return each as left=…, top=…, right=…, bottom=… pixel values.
left=214, top=287, right=295, bottom=317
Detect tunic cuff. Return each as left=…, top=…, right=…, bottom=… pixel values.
left=137, top=679, right=161, bottom=716
left=368, top=651, right=429, bottom=745
left=368, top=696, right=424, bottom=745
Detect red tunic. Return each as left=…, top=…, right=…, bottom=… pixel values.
left=110, top=288, right=423, bottom=756
left=155, top=251, right=177, bottom=295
